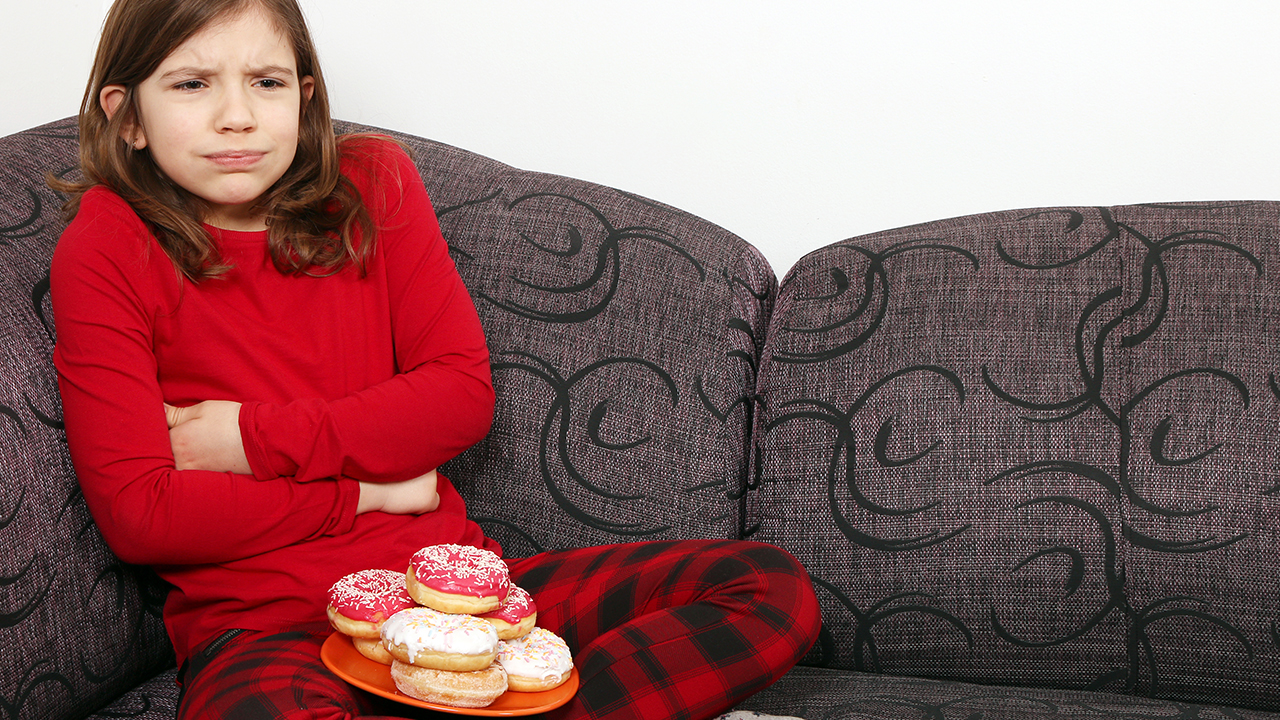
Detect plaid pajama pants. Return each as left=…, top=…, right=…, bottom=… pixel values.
left=176, top=539, right=821, bottom=720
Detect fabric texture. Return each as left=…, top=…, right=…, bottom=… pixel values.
left=175, top=631, right=399, bottom=720
left=0, top=118, right=176, bottom=720
left=174, top=540, right=820, bottom=720
left=508, top=540, right=820, bottom=720
left=340, top=120, right=775, bottom=554
left=738, top=665, right=1280, bottom=719
left=86, top=669, right=181, bottom=720
left=752, top=203, right=1280, bottom=711
left=49, top=135, right=496, bottom=666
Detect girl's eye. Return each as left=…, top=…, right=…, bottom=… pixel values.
left=175, top=80, right=205, bottom=91
left=257, top=79, right=284, bottom=89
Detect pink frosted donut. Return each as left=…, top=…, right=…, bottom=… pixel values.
left=407, top=544, right=510, bottom=614
left=326, top=568, right=417, bottom=639
left=476, top=585, right=537, bottom=640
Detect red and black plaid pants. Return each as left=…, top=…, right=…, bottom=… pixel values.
left=176, top=539, right=820, bottom=720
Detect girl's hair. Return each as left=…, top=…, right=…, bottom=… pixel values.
left=53, top=0, right=373, bottom=280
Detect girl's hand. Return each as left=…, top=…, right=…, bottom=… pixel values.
left=358, top=469, right=440, bottom=515
left=165, top=400, right=252, bottom=475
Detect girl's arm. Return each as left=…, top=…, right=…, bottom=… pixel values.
left=162, top=401, right=441, bottom=514
left=357, top=469, right=440, bottom=514
left=234, top=140, right=496, bottom=484
left=51, top=196, right=367, bottom=566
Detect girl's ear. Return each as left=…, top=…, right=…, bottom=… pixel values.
left=100, top=84, right=148, bottom=150
left=301, top=75, right=315, bottom=104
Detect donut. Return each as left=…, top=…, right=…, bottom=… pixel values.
left=326, top=568, right=416, bottom=639
left=351, top=636, right=395, bottom=665
left=497, top=627, right=574, bottom=692
left=476, top=585, right=537, bottom=640
left=380, top=606, right=499, bottom=672
left=406, top=544, right=510, bottom=615
left=390, top=660, right=507, bottom=708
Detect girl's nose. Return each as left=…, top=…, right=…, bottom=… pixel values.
left=216, top=86, right=256, bottom=132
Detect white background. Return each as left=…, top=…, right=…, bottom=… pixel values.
left=4, top=1, right=1278, bottom=276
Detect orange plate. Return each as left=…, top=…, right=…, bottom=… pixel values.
left=320, top=632, right=578, bottom=716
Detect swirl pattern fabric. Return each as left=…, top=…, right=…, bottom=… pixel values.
left=0, top=120, right=177, bottom=712
left=0, top=121, right=176, bottom=719
left=336, top=121, right=774, bottom=555
left=752, top=204, right=1280, bottom=711
left=5, top=114, right=1279, bottom=718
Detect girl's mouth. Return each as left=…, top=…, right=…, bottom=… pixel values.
left=206, top=151, right=265, bottom=169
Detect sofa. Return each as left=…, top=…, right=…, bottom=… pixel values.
left=2, top=117, right=1278, bottom=720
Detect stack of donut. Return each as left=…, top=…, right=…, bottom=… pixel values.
left=325, top=544, right=574, bottom=708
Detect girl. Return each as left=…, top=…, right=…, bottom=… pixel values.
left=50, top=0, right=821, bottom=718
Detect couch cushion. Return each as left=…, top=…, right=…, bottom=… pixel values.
left=736, top=666, right=1280, bottom=719
left=337, top=122, right=775, bottom=555
left=752, top=203, right=1280, bottom=710
left=84, top=668, right=180, bottom=720
left=0, top=119, right=176, bottom=720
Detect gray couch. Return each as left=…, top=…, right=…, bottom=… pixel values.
left=2, top=118, right=1278, bottom=719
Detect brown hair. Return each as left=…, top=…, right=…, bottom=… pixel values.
left=53, top=0, right=373, bottom=280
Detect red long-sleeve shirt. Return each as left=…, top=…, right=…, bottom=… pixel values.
left=51, top=137, right=499, bottom=665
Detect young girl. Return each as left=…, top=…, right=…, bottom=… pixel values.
left=50, top=0, right=821, bottom=718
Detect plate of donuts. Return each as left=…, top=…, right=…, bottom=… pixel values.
left=320, top=547, right=578, bottom=715
left=321, top=632, right=578, bottom=715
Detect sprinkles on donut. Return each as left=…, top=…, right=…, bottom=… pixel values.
left=380, top=606, right=499, bottom=672
left=406, top=543, right=510, bottom=614
left=325, top=551, right=575, bottom=708
left=476, top=584, right=537, bottom=640
left=326, top=568, right=417, bottom=640
left=497, top=626, right=574, bottom=692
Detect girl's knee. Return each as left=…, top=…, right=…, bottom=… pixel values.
left=740, top=542, right=823, bottom=644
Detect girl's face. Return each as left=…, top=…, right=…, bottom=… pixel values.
left=101, top=7, right=314, bottom=231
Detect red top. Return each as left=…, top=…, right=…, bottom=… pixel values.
left=51, top=137, right=499, bottom=664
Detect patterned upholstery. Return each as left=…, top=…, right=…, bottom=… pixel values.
left=0, top=120, right=175, bottom=720
left=752, top=204, right=1280, bottom=713
left=2, top=117, right=1276, bottom=719
left=739, top=666, right=1280, bottom=719
left=339, top=121, right=772, bottom=555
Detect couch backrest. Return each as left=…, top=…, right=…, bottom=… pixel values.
left=751, top=202, right=1280, bottom=711
left=339, top=122, right=773, bottom=555
left=0, top=121, right=175, bottom=720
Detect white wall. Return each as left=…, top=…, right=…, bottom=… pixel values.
left=4, top=1, right=1279, bottom=275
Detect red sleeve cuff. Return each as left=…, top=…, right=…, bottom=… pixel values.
left=325, top=477, right=360, bottom=537
left=240, top=401, right=293, bottom=480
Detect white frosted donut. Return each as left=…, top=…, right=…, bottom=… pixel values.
left=497, top=627, right=574, bottom=692
left=390, top=660, right=507, bottom=708
left=380, top=606, right=498, bottom=672
left=407, top=544, right=510, bottom=614
left=476, top=585, right=537, bottom=640
left=326, top=568, right=416, bottom=639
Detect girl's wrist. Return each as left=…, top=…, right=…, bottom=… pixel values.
left=355, top=481, right=383, bottom=514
